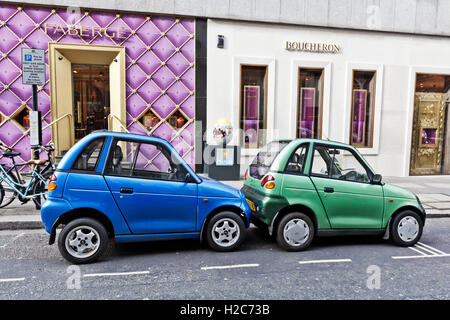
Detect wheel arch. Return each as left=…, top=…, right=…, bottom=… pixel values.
left=270, top=204, right=318, bottom=236
left=387, top=205, right=425, bottom=226
left=49, top=207, right=115, bottom=245
left=199, top=205, right=248, bottom=243
left=383, top=205, right=425, bottom=240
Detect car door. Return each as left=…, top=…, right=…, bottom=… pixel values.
left=309, top=144, right=384, bottom=229
left=103, top=138, right=198, bottom=234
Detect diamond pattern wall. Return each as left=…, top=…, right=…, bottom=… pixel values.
left=0, top=4, right=195, bottom=169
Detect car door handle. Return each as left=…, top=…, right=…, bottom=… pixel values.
left=324, top=187, right=334, bottom=193
left=120, top=187, right=133, bottom=194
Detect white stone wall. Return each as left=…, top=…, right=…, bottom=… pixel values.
left=7, top=0, right=450, bottom=37
left=206, top=19, right=450, bottom=177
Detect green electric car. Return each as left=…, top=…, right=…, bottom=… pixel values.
left=241, top=139, right=426, bottom=251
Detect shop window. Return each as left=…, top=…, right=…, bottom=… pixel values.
left=297, top=68, right=324, bottom=139
left=15, top=107, right=30, bottom=130
left=240, top=65, right=267, bottom=148
left=139, top=110, right=160, bottom=131
left=350, top=70, right=376, bottom=148
left=410, top=73, right=450, bottom=175
left=167, top=110, right=188, bottom=131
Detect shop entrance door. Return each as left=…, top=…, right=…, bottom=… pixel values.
left=72, top=64, right=110, bottom=142
left=49, top=43, right=126, bottom=156
left=410, top=73, right=450, bottom=175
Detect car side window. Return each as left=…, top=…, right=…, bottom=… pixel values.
left=284, top=144, right=308, bottom=174
left=105, top=139, right=188, bottom=182
left=72, top=138, right=105, bottom=171
left=310, top=145, right=330, bottom=177
left=330, top=148, right=371, bottom=183
left=310, top=145, right=371, bottom=183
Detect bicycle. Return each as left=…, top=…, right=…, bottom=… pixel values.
left=0, top=143, right=55, bottom=209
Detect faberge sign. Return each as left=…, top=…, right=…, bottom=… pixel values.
left=44, top=22, right=130, bottom=40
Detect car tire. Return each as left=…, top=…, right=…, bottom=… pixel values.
left=58, top=218, right=109, bottom=264
left=205, top=211, right=246, bottom=252
left=276, top=212, right=314, bottom=251
left=390, top=210, right=423, bottom=247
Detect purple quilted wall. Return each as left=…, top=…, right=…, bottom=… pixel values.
left=0, top=4, right=195, bottom=169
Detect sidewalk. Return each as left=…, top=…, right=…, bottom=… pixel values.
left=0, top=175, right=449, bottom=230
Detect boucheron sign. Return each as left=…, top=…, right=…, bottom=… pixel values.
left=285, top=41, right=341, bottom=53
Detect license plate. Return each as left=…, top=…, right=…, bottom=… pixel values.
left=246, top=199, right=256, bottom=212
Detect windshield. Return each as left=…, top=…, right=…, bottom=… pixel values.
left=249, top=141, right=290, bottom=179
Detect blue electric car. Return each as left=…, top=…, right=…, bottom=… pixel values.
left=41, top=131, right=252, bottom=264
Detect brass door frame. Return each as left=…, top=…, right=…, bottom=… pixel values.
left=409, top=92, right=446, bottom=175
left=49, top=43, right=126, bottom=155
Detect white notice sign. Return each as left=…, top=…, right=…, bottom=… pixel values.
left=21, top=48, right=45, bottom=85
left=29, top=111, right=41, bottom=146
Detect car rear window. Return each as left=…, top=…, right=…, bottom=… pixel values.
left=249, top=141, right=290, bottom=179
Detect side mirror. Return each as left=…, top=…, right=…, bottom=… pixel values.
left=372, top=174, right=382, bottom=184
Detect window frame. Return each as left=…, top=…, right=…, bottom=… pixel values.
left=349, top=69, right=377, bottom=148
left=103, top=137, right=189, bottom=183
left=309, top=143, right=375, bottom=184
left=296, top=67, right=325, bottom=139
left=70, top=137, right=106, bottom=174
left=239, top=64, right=268, bottom=149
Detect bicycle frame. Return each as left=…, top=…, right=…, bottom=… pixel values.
left=0, top=164, right=48, bottom=199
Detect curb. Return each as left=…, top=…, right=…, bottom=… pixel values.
left=0, top=213, right=448, bottom=231
left=0, top=221, right=44, bottom=230
left=0, top=215, right=44, bottom=231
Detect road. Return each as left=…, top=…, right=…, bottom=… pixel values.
left=0, top=218, right=449, bottom=300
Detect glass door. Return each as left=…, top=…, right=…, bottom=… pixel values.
left=72, top=64, right=110, bottom=142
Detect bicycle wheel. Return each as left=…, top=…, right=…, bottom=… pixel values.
left=32, top=171, right=53, bottom=209
left=0, top=177, right=18, bottom=208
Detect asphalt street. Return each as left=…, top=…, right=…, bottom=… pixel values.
left=0, top=218, right=449, bottom=300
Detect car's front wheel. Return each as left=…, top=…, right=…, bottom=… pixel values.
left=206, top=211, right=246, bottom=252
left=390, top=210, right=423, bottom=247
left=58, top=218, right=109, bottom=264
left=276, top=212, right=314, bottom=251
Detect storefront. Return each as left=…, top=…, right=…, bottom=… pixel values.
left=0, top=3, right=200, bottom=169
left=206, top=19, right=450, bottom=177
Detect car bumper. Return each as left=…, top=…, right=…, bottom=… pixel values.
left=415, top=195, right=426, bottom=225
left=241, top=185, right=289, bottom=227
left=41, top=197, right=72, bottom=234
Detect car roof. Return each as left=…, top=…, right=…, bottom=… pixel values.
left=272, top=138, right=354, bottom=149
left=86, top=130, right=169, bottom=143
left=57, top=131, right=176, bottom=171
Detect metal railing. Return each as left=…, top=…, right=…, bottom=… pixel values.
left=107, top=114, right=129, bottom=133
left=42, top=113, right=73, bottom=131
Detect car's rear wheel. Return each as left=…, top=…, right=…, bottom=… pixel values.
left=276, top=212, right=314, bottom=251
left=390, top=210, right=423, bottom=247
left=58, top=218, right=109, bottom=264
left=206, top=211, right=246, bottom=252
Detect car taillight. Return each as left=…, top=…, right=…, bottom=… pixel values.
left=48, top=174, right=57, bottom=191
left=261, top=175, right=275, bottom=189
left=244, top=169, right=248, bottom=180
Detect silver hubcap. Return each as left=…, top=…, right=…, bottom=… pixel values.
left=211, top=218, right=240, bottom=247
left=65, top=226, right=100, bottom=259
left=397, top=216, right=419, bottom=242
left=284, top=218, right=310, bottom=246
